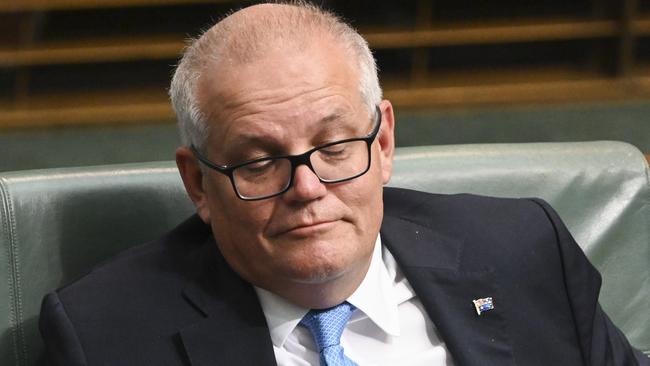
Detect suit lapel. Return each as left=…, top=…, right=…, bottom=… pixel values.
left=381, top=215, right=516, bottom=366
left=179, top=239, right=277, bottom=366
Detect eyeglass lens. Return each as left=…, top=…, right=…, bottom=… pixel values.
left=232, top=139, right=369, bottom=199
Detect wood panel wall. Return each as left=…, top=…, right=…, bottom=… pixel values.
left=2, top=0, right=649, bottom=128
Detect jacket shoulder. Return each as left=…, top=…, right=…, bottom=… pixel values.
left=40, top=215, right=213, bottom=364
left=383, top=186, right=544, bottom=223
left=56, top=214, right=210, bottom=296
left=382, top=187, right=572, bottom=272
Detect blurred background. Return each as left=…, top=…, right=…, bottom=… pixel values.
left=1, top=0, right=649, bottom=171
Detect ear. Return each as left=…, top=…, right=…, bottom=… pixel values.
left=176, top=146, right=211, bottom=223
left=377, top=100, right=395, bottom=184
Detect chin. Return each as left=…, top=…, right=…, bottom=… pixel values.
left=267, top=229, right=372, bottom=285
left=281, top=255, right=350, bottom=285
left=288, top=271, right=347, bottom=285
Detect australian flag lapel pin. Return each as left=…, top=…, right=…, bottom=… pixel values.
left=473, top=297, right=494, bottom=316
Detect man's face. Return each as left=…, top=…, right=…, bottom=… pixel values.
left=186, top=39, right=394, bottom=302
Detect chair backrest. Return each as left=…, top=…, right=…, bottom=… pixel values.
left=1, top=141, right=648, bottom=365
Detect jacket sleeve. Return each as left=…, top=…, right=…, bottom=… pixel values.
left=532, top=199, right=649, bottom=366
left=39, top=292, right=88, bottom=366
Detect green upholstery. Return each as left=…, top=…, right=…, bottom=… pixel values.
left=1, top=141, right=648, bottom=365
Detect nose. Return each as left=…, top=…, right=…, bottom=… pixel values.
left=283, top=164, right=327, bottom=202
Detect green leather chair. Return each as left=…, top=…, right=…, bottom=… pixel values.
left=1, top=141, right=649, bottom=365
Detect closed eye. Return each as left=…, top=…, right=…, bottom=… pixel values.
left=240, top=159, right=275, bottom=174
left=320, top=146, right=346, bottom=156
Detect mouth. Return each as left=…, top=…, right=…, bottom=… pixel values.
left=279, top=219, right=340, bottom=237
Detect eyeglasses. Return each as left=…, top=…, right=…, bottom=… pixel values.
left=191, top=106, right=382, bottom=201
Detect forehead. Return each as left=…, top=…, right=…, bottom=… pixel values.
left=197, top=39, right=367, bottom=153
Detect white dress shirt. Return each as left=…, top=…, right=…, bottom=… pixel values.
left=254, top=235, right=454, bottom=366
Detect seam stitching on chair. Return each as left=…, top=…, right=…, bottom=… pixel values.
left=633, top=156, right=650, bottom=357
left=0, top=178, right=26, bottom=366
left=644, top=159, right=650, bottom=200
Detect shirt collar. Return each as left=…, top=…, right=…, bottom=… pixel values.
left=254, top=285, right=307, bottom=348
left=254, top=235, right=411, bottom=347
left=346, top=235, right=401, bottom=337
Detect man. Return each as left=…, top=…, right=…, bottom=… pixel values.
left=40, top=2, right=648, bottom=365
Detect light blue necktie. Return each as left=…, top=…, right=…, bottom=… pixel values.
left=300, top=302, right=358, bottom=366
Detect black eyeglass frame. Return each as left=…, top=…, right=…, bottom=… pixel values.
left=191, top=105, right=382, bottom=201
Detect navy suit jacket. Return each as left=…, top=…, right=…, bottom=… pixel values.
left=40, top=188, right=648, bottom=365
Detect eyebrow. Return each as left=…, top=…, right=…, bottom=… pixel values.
left=320, top=110, right=346, bottom=124
left=218, top=135, right=281, bottom=166
left=315, top=112, right=360, bottom=138
left=218, top=110, right=364, bottom=163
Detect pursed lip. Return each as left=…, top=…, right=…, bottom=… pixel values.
left=273, top=219, right=340, bottom=236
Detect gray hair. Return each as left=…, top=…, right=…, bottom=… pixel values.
left=169, top=1, right=382, bottom=151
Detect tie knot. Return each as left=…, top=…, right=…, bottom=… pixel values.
left=300, top=302, right=357, bottom=351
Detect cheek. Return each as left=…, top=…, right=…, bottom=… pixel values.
left=338, top=167, right=385, bottom=237
left=213, top=201, right=272, bottom=241
left=207, top=174, right=272, bottom=225
left=207, top=196, right=282, bottom=285
left=205, top=179, right=274, bottom=253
